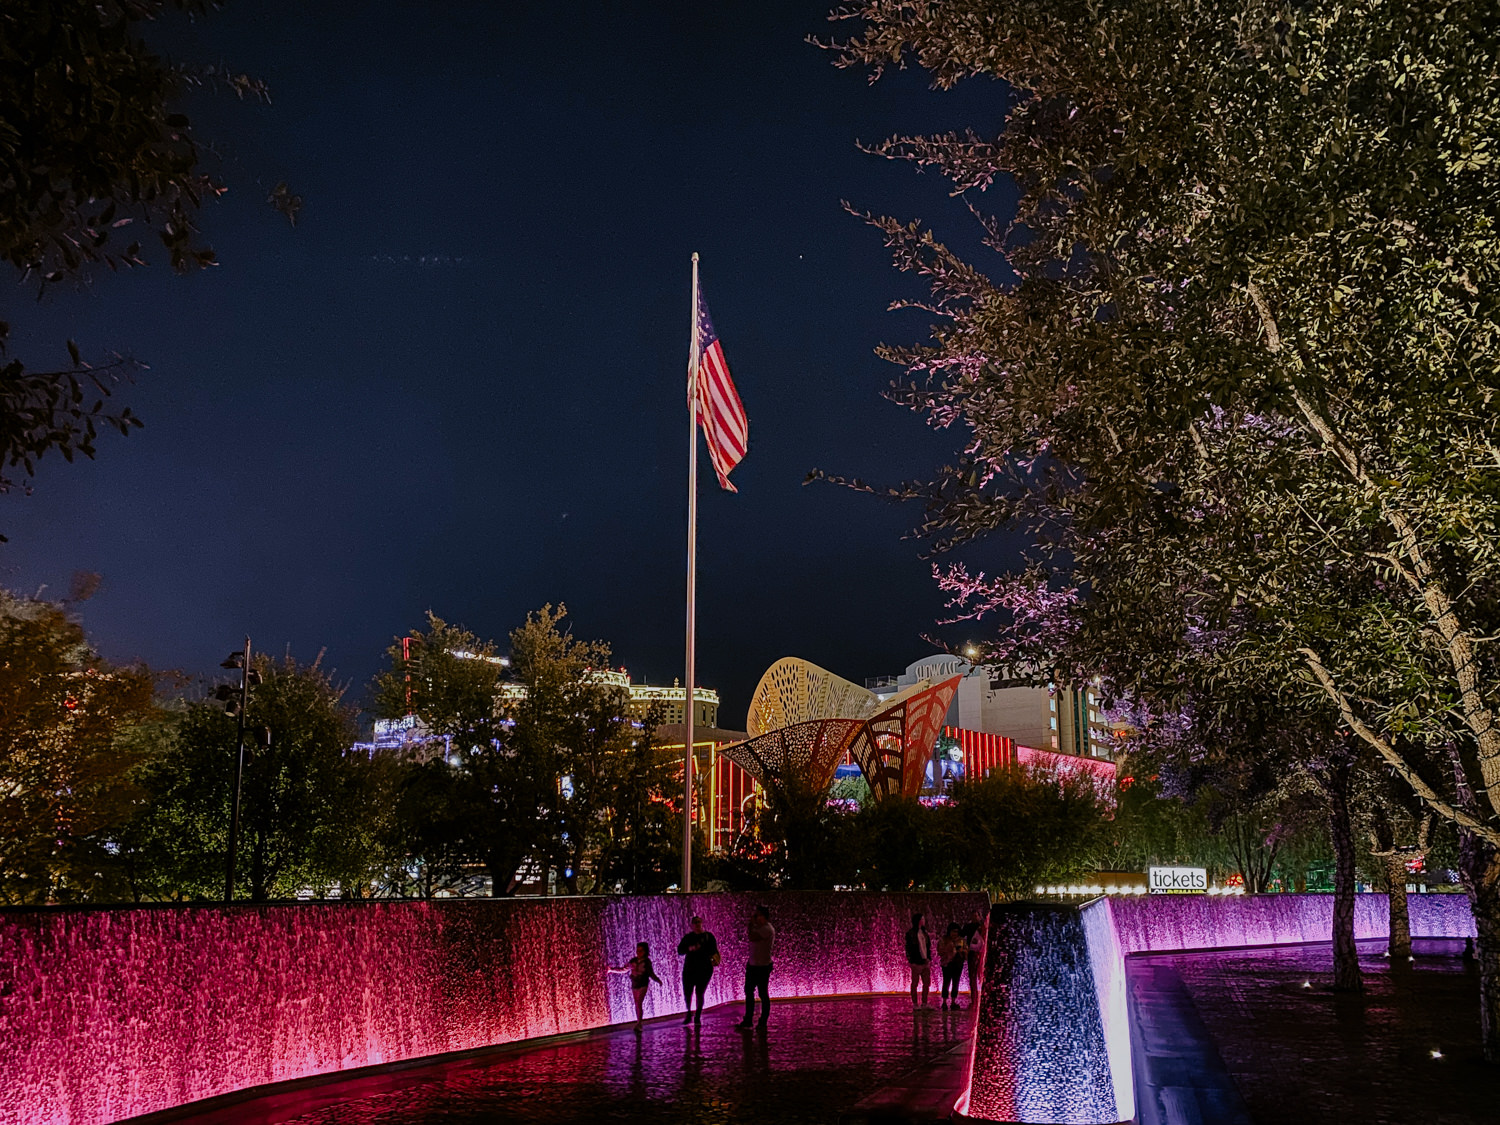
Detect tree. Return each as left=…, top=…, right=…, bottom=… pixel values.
left=126, top=654, right=375, bottom=901
left=848, top=796, right=950, bottom=892
left=947, top=765, right=1109, bottom=898
left=372, top=613, right=542, bottom=896
left=1359, top=757, right=1435, bottom=958
left=0, top=589, right=155, bottom=903
left=591, top=702, right=682, bottom=895
left=748, top=770, right=861, bottom=890
left=0, top=1, right=275, bottom=508
left=831, top=0, right=1500, bottom=1049
left=1118, top=672, right=1365, bottom=988
left=372, top=606, right=672, bottom=896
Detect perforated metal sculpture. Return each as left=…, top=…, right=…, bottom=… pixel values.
left=722, top=657, right=961, bottom=801
left=719, top=717, right=866, bottom=793
left=744, top=657, right=877, bottom=737
left=846, top=677, right=962, bottom=800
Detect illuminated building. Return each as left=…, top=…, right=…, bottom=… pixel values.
left=655, top=722, right=757, bottom=855
left=892, top=655, right=1118, bottom=761
left=717, top=657, right=962, bottom=802
left=495, top=667, right=719, bottom=727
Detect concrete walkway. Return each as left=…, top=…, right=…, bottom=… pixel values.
left=1128, top=959, right=1254, bottom=1125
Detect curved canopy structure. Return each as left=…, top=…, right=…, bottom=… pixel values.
left=724, top=658, right=962, bottom=801
left=846, top=677, right=961, bottom=800
left=745, top=657, right=877, bottom=737
left=718, top=717, right=867, bottom=794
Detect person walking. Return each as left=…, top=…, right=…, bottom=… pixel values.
left=905, top=912, right=933, bottom=1008
left=938, top=923, right=966, bottom=1010
left=608, top=941, right=662, bottom=1030
left=676, top=914, right=719, bottom=1025
left=962, top=909, right=988, bottom=1001
left=735, top=904, right=775, bottom=1029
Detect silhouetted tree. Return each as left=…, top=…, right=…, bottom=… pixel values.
left=0, top=1, right=276, bottom=511
left=0, top=589, right=155, bottom=903
left=832, top=0, right=1500, bottom=1050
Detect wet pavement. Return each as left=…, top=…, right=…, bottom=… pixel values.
left=184, top=996, right=975, bottom=1125
left=1146, top=938, right=1494, bottom=1125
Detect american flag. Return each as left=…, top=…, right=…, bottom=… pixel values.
left=693, top=286, right=748, bottom=492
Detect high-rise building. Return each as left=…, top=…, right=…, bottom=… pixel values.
left=892, top=655, right=1117, bottom=761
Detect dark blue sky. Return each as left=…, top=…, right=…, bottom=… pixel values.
left=2, top=1, right=1020, bottom=725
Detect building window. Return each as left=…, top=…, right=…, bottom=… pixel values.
left=1049, top=698, right=1056, bottom=711
left=1049, top=716, right=1057, bottom=730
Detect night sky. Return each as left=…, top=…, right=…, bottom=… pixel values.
left=3, top=1, right=1022, bottom=726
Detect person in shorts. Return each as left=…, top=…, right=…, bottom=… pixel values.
left=905, top=912, right=933, bottom=1007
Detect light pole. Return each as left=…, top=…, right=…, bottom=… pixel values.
left=218, top=638, right=254, bottom=903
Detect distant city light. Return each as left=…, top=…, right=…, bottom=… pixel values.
left=450, top=650, right=509, bottom=666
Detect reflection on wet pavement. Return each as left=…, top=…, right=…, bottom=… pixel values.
left=201, top=995, right=974, bottom=1125
left=1148, top=938, right=1491, bottom=1125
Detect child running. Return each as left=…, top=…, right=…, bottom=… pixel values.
left=608, top=941, right=663, bottom=1029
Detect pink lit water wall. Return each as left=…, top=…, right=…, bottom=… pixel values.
left=959, top=892, right=1476, bottom=1124
left=0, top=891, right=985, bottom=1125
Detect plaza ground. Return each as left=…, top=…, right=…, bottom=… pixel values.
left=144, top=940, right=1497, bottom=1125
left=1139, top=937, right=1493, bottom=1125
left=162, top=995, right=973, bottom=1125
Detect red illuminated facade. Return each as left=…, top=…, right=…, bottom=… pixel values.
left=944, top=726, right=1016, bottom=779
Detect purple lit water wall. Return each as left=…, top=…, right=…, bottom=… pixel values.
left=0, top=891, right=984, bottom=1125
left=960, top=893, right=1476, bottom=1124
left=1109, top=891, right=1475, bottom=954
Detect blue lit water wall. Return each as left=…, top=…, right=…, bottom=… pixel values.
left=959, top=893, right=1475, bottom=1125
left=0, top=891, right=985, bottom=1125
left=960, top=903, right=1120, bottom=1124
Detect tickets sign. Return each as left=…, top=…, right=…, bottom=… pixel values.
left=1148, top=866, right=1208, bottom=894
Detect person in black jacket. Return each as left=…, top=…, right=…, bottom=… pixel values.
left=676, top=915, right=719, bottom=1025
left=904, top=912, right=933, bottom=1008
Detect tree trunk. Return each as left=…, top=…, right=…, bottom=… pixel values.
left=1327, top=782, right=1363, bottom=992
left=1457, top=825, right=1500, bottom=1061
left=1384, top=852, right=1412, bottom=958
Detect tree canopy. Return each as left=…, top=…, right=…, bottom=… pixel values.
left=0, top=0, right=273, bottom=507
left=831, top=0, right=1500, bottom=1027
left=0, top=589, right=155, bottom=903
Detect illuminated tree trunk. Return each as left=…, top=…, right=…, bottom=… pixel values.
left=1457, top=831, right=1500, bottom=1062
left=1326, top=772, right=1363, bottom=993
left=1383, top=852, right=1412, bottom=958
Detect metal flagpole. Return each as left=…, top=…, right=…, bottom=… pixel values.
left=683, top=252, right=700, bottom=893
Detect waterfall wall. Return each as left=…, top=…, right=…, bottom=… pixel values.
left=0, top=891, right=986, bottom=1125
left=960, top=903, right=1120, bottom=1125
left=960, top=892, right=1474, bottom=1124
left=1109, top=890, right=1475, bottom=954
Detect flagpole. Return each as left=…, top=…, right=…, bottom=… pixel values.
left=683, top=251, right=700, bottom=894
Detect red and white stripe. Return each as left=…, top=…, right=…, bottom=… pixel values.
left=695, top=338, right=748, bottom=492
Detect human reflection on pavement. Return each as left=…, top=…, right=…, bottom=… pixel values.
left=196, top=996, right=970, bottom=1125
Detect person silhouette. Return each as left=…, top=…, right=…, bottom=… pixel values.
left=608, top=941, right=662, bottom=1030
left=677, top=914, right=719, bottom=1025
left=735, top=905, right=775, bottom=1029
left=905, top=912, right=933, bottom=1007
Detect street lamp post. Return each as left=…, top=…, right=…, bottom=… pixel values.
left=220, top=637, right=252, bottom=903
